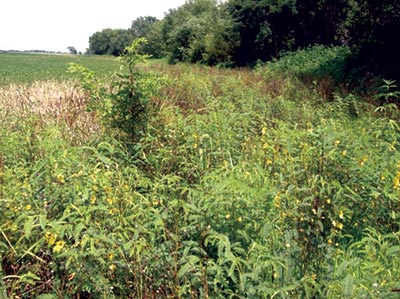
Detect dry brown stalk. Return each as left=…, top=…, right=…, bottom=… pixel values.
left=0, top=81, right=100, bottom=144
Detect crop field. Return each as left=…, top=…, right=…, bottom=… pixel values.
left=0, top=52, right=120, bottom=85
left=0, top=48, right=399, bottom=298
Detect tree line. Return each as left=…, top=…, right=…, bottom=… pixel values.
left=88, top=0, right=400, bottom=78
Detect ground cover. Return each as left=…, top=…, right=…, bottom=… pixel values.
left=0, top=49, right=399, bottom=298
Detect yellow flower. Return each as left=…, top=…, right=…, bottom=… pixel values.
left=393, top=172, right=400, bottom=190
left=53, top=241, right=65, bottom=253
left=104, top=186, right=112, bottom=194
left=109, top=264, right=116, bottom=271
left=359, top=156, right=368, bottom=166
left=108, top=252, right=114, bottom=261
left=24, top=204, right=32, bottom=211
left=237, top=216, right=242, bottom=223
left=261, top=127, right=267, bottom=135
left=341, top=150, right=347, bottom=157
left=334, top=140, right=340, bottom=147
left=311, top=273, right=317, bottom=281
left=106, top=198, right=114, bottom=205
left=225, top=213, right=231, bottom=219
left=327, top=239, right=333, bottom=245
left=274, top=193, right=281, bottom=208
left=45, top=232, right=57, bottom=245
left=326, top=198, right=331, bottom=204
left=339, top=210, right=344, bottom=219
left=90, top=195, right=97, bottom=204
left=56, top=174, right=65, bottom=184
left=332, top=220, right=343, bottom=230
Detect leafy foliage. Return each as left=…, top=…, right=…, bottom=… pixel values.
left=69, top=38, right=163, bottom=141
left=1, top=50, right=400, bottom=298
left=88, top=28, right=134, bottom=56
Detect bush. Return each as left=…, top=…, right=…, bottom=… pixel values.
left=69, top=38, right=163, bottom=142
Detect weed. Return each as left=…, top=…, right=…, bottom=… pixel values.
left=1, top=48, right=399, bottom=298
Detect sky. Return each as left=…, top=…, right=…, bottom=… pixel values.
left=0, top=0, right=187, bottom=53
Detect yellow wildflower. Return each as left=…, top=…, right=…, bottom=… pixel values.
left=24, top=204, right=32, bottom=211
left=311, top=273, right=317, bottom=280
left=393, top=172, right=400, bottom=190
left=225, top=213, right=231, bottom=220
left=359, top=156, right=368, bottom=166
left=90, top=195, right=97, bottom=204
left=339, top=210, right=344, bottom=219
left=104, top=186, right=112, bottom=194
left=261, top=127, right=267, bottom=135
left=341, top=150, right=347, bottom=157
left=274, top=193, right=281, bottom=208
left=237, top=216, right=242, bottom=223
left=56, top=174, right=65, bottom=184
left=53, top=241, right=65, bottom=253
left=45, top=232, right=57, bottom=245
left=109, top=264, right=116, bottom=271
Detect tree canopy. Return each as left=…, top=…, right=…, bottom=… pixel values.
left=87, top=0, right=400, bottom=78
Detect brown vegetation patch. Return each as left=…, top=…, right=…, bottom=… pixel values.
left=0, top=81, right=100, bottom=144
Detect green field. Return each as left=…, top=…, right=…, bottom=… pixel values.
left=0, top=50, right=399, bottom=298
left=0, top=52, right=120, bottom=85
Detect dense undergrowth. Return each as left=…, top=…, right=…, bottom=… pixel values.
left=1, top=46, right=399, bottom=298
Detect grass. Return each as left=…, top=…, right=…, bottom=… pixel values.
left=0, top=49, right=399, bottom=298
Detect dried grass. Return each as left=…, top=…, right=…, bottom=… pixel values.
left=0, top=81, right=100, bottom=144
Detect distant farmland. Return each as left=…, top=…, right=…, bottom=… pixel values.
left=0, top=52, right=119, bottom=85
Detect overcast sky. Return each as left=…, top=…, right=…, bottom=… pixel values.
left=0, top=0, right=187, bottom=52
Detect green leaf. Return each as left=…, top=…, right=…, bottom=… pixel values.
left=39, top=214, right=47, bottom=230
left=343, top=274, right=354, bottom=297
left=24, top=216, right=35, bottom=239
left=386, top=245, right=400, bottom=256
